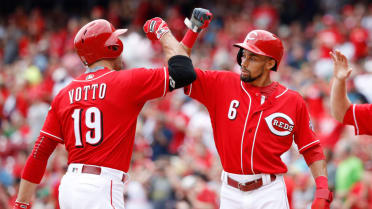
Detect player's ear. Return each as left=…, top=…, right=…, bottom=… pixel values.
left=265, top=58, right=276, bottom=71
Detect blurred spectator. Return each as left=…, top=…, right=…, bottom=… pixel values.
left=335, top=140, right=364, bottom=200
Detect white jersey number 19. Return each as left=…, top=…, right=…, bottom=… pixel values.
left=72, top=107, right=103, bottom=147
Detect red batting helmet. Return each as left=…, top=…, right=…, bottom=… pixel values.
left=234, top=30, right=284, bottom=71
left=74, top=19, right=127, bottom=65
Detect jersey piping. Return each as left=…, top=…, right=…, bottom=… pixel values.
left=40, top=130, right=64, bottom=142
left=352, top=104, right=359, bottom=135
left=251, top=110, right=263, bottom=174
left=187, top=83, right=193, bottom=96
left=72, top=71, right=115, bottom=82
left=162, top=67, right=167, bottom=97
left=240, top=81, right=252, bottom=174
left=298, top=140, right=320, bottom=152
left=275, top=88, right=288, bottom=98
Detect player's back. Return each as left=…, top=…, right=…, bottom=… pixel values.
left=48, top=66, right=168, bottom=172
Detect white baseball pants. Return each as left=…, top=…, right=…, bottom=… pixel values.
left=58, top=163, right=128, bottom=209
left=220, top=171, right=290, bottom=209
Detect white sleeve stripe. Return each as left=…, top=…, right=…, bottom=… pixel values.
left=353, top=104, right=359, bottom=135
left=40, top=130, right=63, bottom=142
left=188, top=84, right=192, bottom=96
left=162, top=67, right=167, bottom=97
left=298, top=140, right=320, bottom=152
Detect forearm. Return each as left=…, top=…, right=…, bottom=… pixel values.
left=309, top=159, right=328, bottom=178
left=330, top=78, right=351, bottom=122
left=15, top=136, right=58, bottom=205
left=160, top=32, right=189, bottom=62
left=16, top=179, right=38, bottom=203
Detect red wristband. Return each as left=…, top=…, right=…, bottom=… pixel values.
left=315, top=176, right=328, bottom=189
left=181, top=29, right=199, bottom=48
left=14, top=201, right=31, bottom=209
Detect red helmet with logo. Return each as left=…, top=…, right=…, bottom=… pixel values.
left=234, top=30, right=284, bottom=71
left=74, top=19, right=127, bottom=65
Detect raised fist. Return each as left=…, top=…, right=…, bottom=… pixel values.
left=143, top=17, right=170, bottom=41
left=185, top=8, right=213, bottom=32
left=13, top=201, right=31, bottom=209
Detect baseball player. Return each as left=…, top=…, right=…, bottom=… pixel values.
left=147, top=8, right=333, bottom=209
left=330, top=50, right=372, bottom=135
left=13, top=18, right=200, bottom=209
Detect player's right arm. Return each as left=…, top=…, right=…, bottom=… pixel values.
left=180, top=8, right=213, bottom=55
left=143, top=8, right=212, bottom=59
left=141, top=10, right=211, bottom=94
left=14, top=101, right=62, bottom=208
left=14, top=135, right=59, bottom=208
left=330, top=50, right=352, bottom=122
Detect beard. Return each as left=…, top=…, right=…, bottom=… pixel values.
left=240, top=69, right=263, bottom=83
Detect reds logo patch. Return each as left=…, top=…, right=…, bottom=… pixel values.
left=264, top=113, right=294, bottom=136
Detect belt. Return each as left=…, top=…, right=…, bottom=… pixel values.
left=80, top=165, right=127, bottom=182
left=227, top=174, right=276, bottom=192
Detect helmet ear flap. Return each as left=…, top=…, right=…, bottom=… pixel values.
left=237, top=48, right=244, bottom=66
left=105, top=39, right=123, bottom=59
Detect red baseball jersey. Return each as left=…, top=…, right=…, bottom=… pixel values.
left=184, top=68, right=319, bottom=175
left=40, top=67, right=169, bottom=172
left=343, top=104, right=372, bottom=135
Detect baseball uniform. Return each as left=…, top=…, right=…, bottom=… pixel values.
left=185, top=68, right=319, bottom=209
left=16, top=18, right=197, bottom=209
left=41, top=66, right=169, bottom=209
left=343, top=104, right=372, bottom=135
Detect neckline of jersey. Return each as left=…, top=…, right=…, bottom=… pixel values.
left=85, top=66, right=106, bottom=74
left=242, top=81, right=279, bottom=97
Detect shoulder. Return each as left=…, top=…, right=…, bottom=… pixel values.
left=122, top=67, right=166, bottom=76
left=274, top=84, right=305, bottom=107
left=275, top=83, right=302, bottom=99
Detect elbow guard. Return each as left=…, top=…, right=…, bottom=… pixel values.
left=168, top=55, right=196, bottom=91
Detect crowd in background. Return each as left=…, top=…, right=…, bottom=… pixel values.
left=0, top=0, right=372, bottom=208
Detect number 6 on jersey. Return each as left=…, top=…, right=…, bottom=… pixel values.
left=228, top=100, right=240, bottom=120
left=72, top=107, right=103, bottom=147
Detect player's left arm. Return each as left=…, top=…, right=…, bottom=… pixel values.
left=294, top=96, right=332, bottom=208
left=308, top=159, right=333, bottom=209
left=302, top=145, right=333, bottom=209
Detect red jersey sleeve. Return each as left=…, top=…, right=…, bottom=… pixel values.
left=184, top=68, right=219, bottom=108
left=343, top=104, right=372, bottom=135
left=22, top=135, right=58, bottom=183
left=40, top=100, right=64, bottom=143
left=128, top=67, right=169, bottom=103
left=294, top=96, right=320, bottom=153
